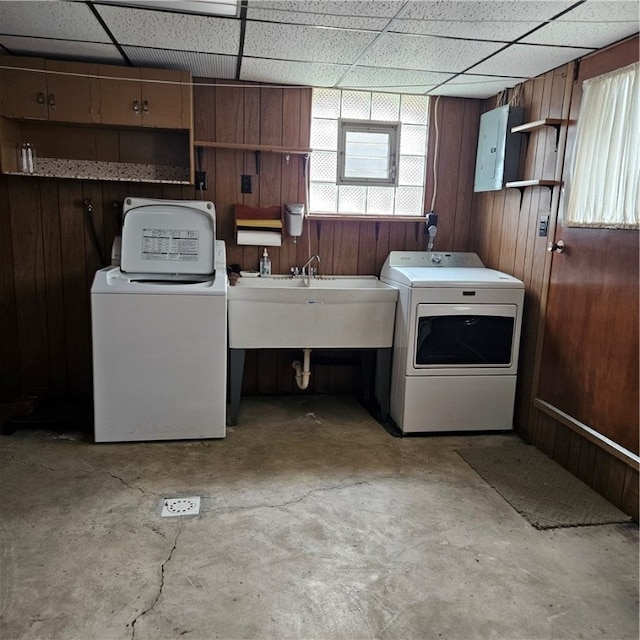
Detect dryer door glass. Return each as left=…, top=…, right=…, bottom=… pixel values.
left=415, top=304, right=516, bottom=367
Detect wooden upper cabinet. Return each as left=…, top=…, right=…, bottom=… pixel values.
left=97, top=66, right=191, bottom=129
left=45, top=60, right=97, bottom=124
left=0, top=56, right=97, bottom=123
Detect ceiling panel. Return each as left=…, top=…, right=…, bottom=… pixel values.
left=337, top=66, right=454, bottom=94
left=389, top=18, right=540, bottom=41
left=469, top=43, right=595, bottom=78
left=240, top=57, right=347, bottom=87
left=0, top=35, right=124, bottom=64
left=392, top=0, right=578, bottom=41
left=521, top=20, right=639, bottom=48
left=123, top=46, right=237, bottom=78
left=246, top=6, right=390, bottom=30
left=243, top=22, right=377, bottom=65
left=432, top=74, right=526, bottom=99
left=0, top=1, right=109, bottom=41
left=400, top=0, right=579, bottom=23
left=95, top=4, right=240, bottom=54
left=521, top=1, right=639, bottom=48
left=249, top=1, right=404, bottom=18
left=359, top=32, right=507, bottom=73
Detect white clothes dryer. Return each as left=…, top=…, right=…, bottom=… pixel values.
left=91, top=197, right=228, bottom=442
left=380, top=251, right=524, bottom=434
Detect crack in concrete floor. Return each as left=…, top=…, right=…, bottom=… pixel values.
left=131, top=522, right=184, bottom=640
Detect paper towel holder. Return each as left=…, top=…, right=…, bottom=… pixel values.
left=284, top=203, right=305, bottom=241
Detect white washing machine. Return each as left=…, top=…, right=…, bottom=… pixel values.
left=91, top=197, right=227, bottom=442
left=380, top=251, right=524, bottom=434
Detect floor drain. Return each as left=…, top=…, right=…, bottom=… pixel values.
left=161, top=496, right=201, bottom=517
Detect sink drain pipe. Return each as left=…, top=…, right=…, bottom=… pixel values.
left=292, top=348, right=312, bottom=390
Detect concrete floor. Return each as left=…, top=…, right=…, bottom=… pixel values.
left=0, top=395, right=638, bottom=640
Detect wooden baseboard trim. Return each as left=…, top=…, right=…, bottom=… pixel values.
left=533, top=398, right=640, bottom=470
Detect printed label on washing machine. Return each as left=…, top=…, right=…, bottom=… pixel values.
left=141, top=229, right=199, bottom=261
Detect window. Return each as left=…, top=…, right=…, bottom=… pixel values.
left=338, top=120, right=399, bottom=186
left=309, top=89, right=429, bottom=216
left=564, top=61, right=639, bottom=229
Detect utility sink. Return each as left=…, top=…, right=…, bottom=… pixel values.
left=228, top=275, right=398, bottom=348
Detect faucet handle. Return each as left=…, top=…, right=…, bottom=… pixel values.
left=310, top=267, right=317, bottom=277
left=291, top=266, right=300, bottom=276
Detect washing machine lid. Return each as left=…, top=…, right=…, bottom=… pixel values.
left=120, top=198, right=216, bottom=275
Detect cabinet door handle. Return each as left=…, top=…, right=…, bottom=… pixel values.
left=142, top=100, right=149, bottom=113
left=133, top=99, right=140, bottom=113
left=37, top=92, right=46, bottom=106
left=48, top=93, right=56, bottom=109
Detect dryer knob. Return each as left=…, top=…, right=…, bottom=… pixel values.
left=431, top=253, right=442, bottom=264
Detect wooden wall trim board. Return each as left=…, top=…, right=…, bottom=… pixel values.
left=534, top=398, right=640, bottom=471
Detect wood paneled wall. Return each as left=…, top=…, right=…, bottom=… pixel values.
left=469, top=40, right=639, bottom=520
left=0, top=79, right=480, bottom=401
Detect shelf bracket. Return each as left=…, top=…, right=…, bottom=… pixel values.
left=509, top=183, right=556, bottom=211
left=550, top=123, right=562, bottom=151
left=514, top=186, right=526, bottom=210
left=254, top=150, right=261, bottom=175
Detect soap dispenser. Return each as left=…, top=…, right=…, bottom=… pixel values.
left=259, top=248, right=271, bottom=276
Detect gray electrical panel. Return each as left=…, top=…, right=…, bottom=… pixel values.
left=474, top=105, right=525, bottom=192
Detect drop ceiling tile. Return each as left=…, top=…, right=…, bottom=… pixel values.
left=243, top=22, right=377, bottom=65
left=359, top=32, right=506, bottom=73
left=123, top=46, right=237, bottom=79
left=469, top=43, right=594, bottom=78
left=432, top=74, right=526, bottom=99
left=401, top=0, right=578, bottom=23
left=522, top=0, right=639, bottom=47
left=247, top=7, right=390, bottom=30
left=521, top=20, right=639, bottom=48
left=556, top=0, right=640, bottom=22
left=248, top=1, right=404, bottom=18
left=240, top=57, right=347, bottom=87
left=393, top=0, right=578, bottom=41
left=0, top=36, right=125, bottom=64
left=390, top=18, right=540, bottom=41
left=95, top=5, right=240, bottom=54
left=338, top=66, right=453, bottom=94
left=0, top=1, right=110, bottom=41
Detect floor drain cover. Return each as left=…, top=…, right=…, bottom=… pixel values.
left=161, top=496, right=201, bottom=517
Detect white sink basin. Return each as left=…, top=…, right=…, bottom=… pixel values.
left=228, top=275, right=398, bottom=348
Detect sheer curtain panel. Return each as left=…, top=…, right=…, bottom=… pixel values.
left=565, top=61, right=639, bottom=229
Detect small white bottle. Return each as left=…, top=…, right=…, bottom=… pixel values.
left=259, top=248, right=271, bottom=276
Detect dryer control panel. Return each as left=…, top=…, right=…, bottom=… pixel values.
left=382, top=251, right=484, bottom=269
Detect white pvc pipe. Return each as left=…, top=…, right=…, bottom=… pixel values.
left=292, top=348, right=312, bottom=390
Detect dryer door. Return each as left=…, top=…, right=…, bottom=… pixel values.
left=411, top=303, right=519, bottom=375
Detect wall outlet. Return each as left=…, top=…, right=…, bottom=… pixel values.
left=241, top=174, right=252, bottom=194
left=195, top=171, right=207, bottom=190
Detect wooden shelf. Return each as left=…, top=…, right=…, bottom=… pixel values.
left=511, top=118, right=564, bottom=134
left=506, top=179, right=560, bottom=188
left=194, top=141, right=311, bottom=155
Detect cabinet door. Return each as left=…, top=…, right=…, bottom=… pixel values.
left=140, top=69, right=189, bottom=128
left=98, top=66, right=143, bottom=126
left=0, top=57, right=48, bottom=119
left=45, top=61, right=97, bottom=124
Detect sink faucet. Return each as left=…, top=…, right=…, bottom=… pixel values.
left=300, top=254, right=320, bottom=277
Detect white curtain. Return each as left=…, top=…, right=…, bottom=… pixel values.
left=565, top=61, right=639, bottom=229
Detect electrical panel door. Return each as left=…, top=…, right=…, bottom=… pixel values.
left=474, top=105, right=524, bottom=192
